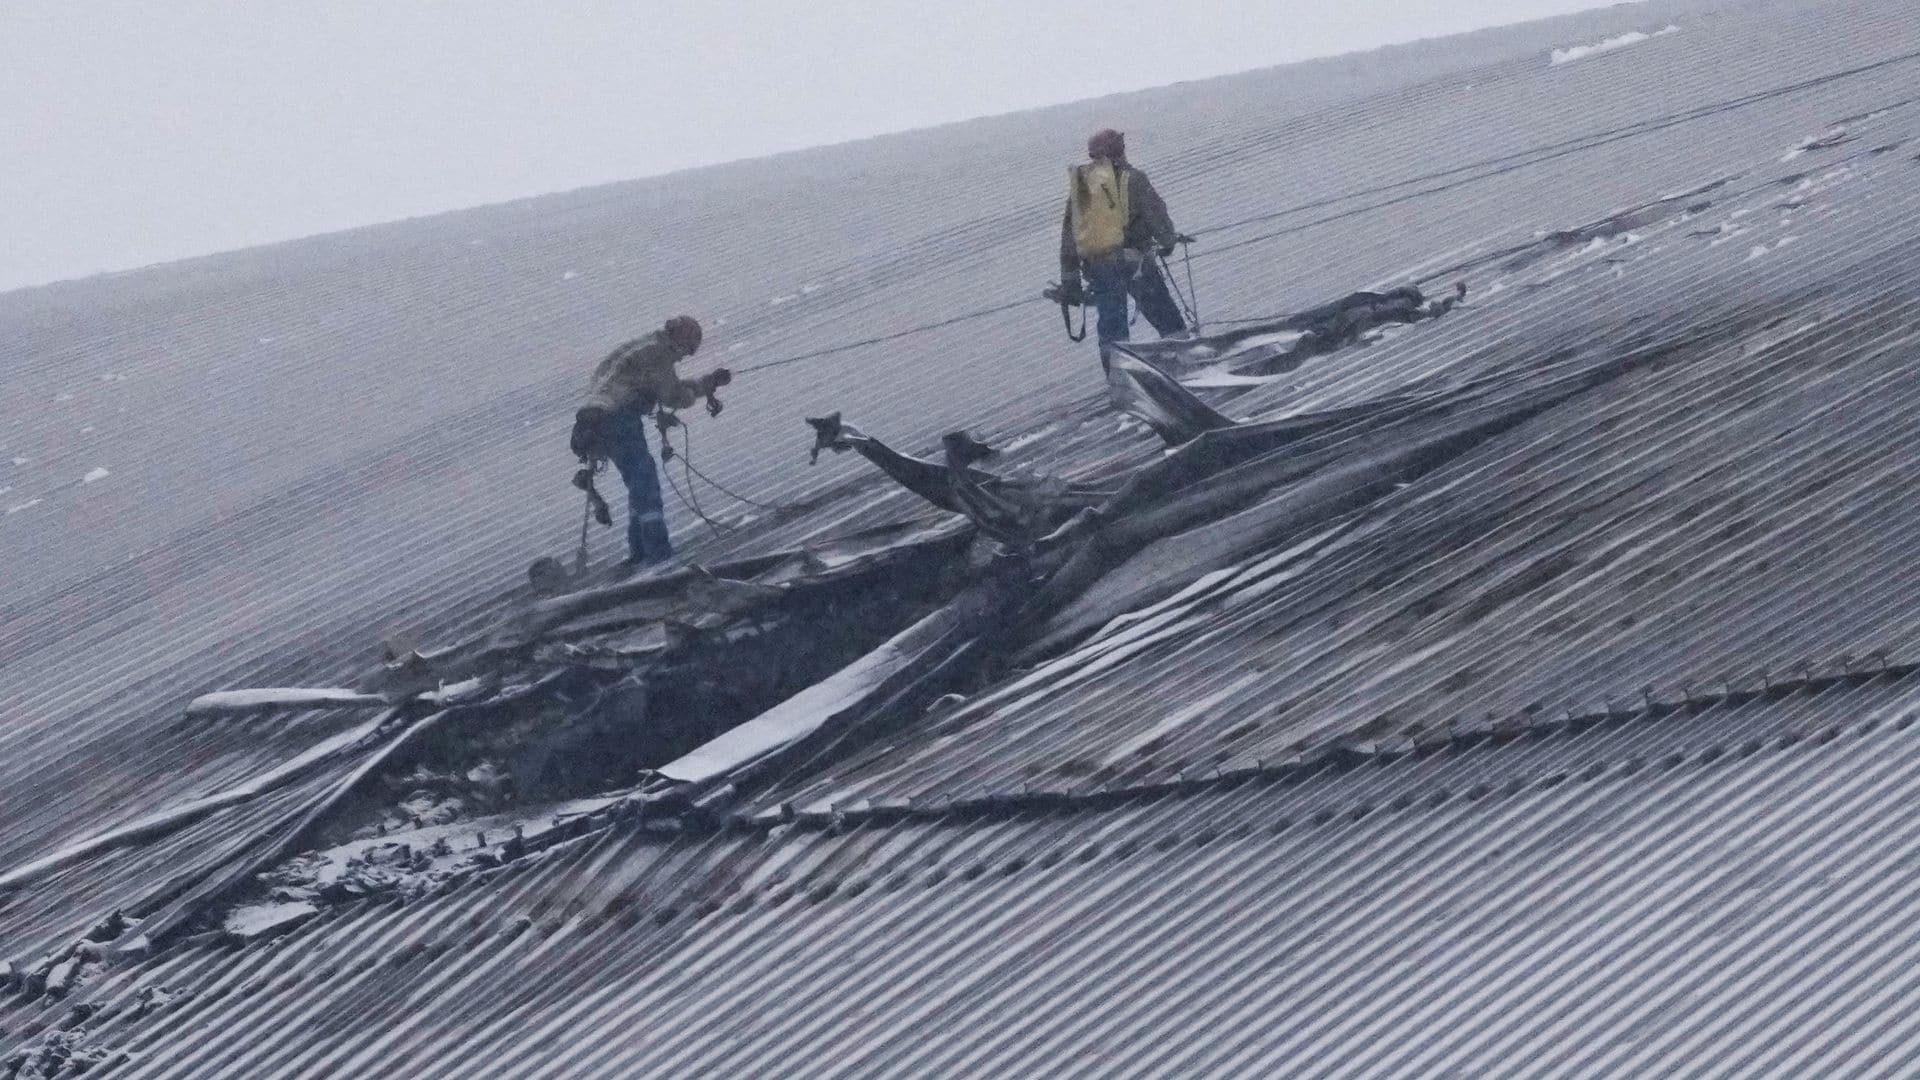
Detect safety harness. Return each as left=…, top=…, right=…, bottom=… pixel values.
left=1042, top=280, right=1088, bottom=341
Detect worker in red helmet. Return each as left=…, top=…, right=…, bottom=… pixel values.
left=569, top=315, right=731, bottom=567
left=1058, top=129, right=1191, bottom=357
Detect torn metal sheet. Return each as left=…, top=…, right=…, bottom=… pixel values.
left=1102, top=349, right=1237, bottom=445
left=654, top=602, right=973, bottom=786
left=1121, top=283, right=1467, bottom=378
left=181, top=687, right=391, bottom=718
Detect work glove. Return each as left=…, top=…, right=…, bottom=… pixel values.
left=570, top=406, right=609, bottom=461
left=697, top=369, right=731, bottom=417
left=1046, top=276, right=1087, bottom=306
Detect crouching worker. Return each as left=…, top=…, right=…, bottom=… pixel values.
left=1058, top=128, right=1191, bottom=358
left=569, top=315, right=731, bottom=567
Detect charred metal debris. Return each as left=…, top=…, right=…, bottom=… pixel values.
left=0, top=281, right=1549, bottom=974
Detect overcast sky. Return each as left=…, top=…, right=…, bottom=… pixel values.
left=2, top=0, right=1633, bottom=293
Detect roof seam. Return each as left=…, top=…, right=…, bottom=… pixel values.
left=692, top=655, right=1920, bottom=836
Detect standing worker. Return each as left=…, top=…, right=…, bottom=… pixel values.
left=569, top=315, right=731, bottom=567
left=1058, top=129, right=1191, bottom=356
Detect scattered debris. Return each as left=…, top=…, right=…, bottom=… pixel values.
left=1121, top=282, right=1467, bottom=380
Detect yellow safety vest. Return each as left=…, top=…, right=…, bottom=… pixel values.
left=1069, top=160, right=1131, bottom=259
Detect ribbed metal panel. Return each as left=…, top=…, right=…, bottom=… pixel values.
left=6, top=674, right=1912, bottom=1077
left=755, top=73, right=1920, bottom=812
left=9, top=0, right=1920, bottom=1074
left=6, top=0, right=1902, bottom=903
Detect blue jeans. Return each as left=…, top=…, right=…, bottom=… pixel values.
left=1085, top=252, right=1187, bottom=349
left=602, top=409, right=672, bottom=564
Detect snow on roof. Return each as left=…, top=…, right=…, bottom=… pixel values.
left=1550, top=24, right=1682, bottom=66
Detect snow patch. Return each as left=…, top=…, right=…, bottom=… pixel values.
left=1789, top=166, right=1855, bottom=198
left=1782, top=127, right=1852, bottom=162
left=1230, top=329, right=1309, bottom=354
left=7, top=499, right=42, bottom=514
left=184, top=686, right=389, bottom=716
left=561, top=270, right=579, bottom=280
left=800, top=282, right=823, bottom=294
left=769, top=294, right=798, bottom=306
left=98, top=371, right=128, bottom=382
left=1183, top=370, right=1295, bottom=388
left=994, top=424, right=1062, bottom=455
left=224, top=900, right=319, bottom=938
left=1707, top=222, right=1750, bottom=246
left=81, top=467, right=110, bottom=483
left=1746, top=236, right=1800, bottom=261
left=55, top=392, right=73, bottom=402
left=9, top=457, right=25, bottom=466
left=419, top=677, right=488, bottom=705
left=1741, top=320, right=1823, bottom=358
left=1551, top=25, right=1679, bottom=65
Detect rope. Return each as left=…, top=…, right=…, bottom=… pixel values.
left=1191, top=135, right=1907, bottom=329
left=688, top=50, right=1920, bottom=376
left=1181, top=241, right=1201, bottom=333
left=677, top=425, right=790, bottom=512
left=1061, top=295, right=1087, bottom=342
left=1183, top=47, right=1920, bottom=241
left=651, top=410, right=734, bottom=537
left=657, top=416, right=792, bottom=537
left=733, top=296, right=1039, bottom=375
left=1157, top=245, right=1201, bottom=332
left=575, top=484, right=594, bottom=573
left=664, top=459, right=732, bottom=537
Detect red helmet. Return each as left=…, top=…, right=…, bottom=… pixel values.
left=1088, top=129, right=1126, bottom=161
left=664, top=315, right=703, bottom=354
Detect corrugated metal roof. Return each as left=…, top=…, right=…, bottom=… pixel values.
left=10, top=669, right=1919, bottom=1077
left=10, top=0, right=1920, bottom=1072
left=730, top=82, right=1920, bottom=810
left=6, top=0, right=1901, bottom=884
